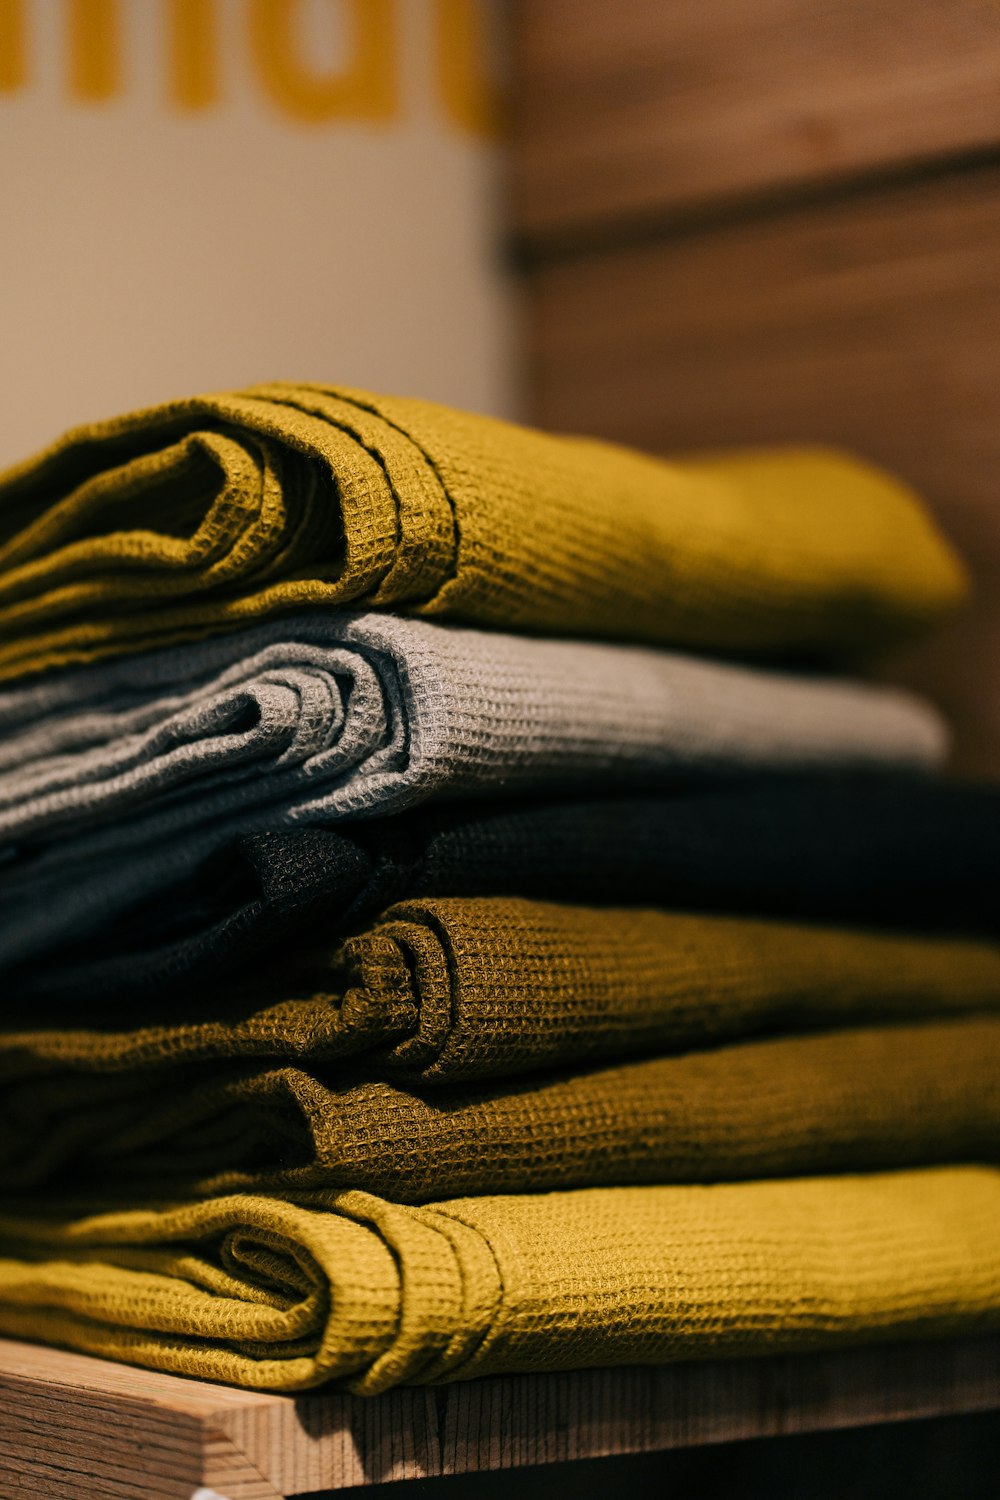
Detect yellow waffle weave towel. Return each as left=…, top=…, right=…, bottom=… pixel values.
left=0, top=383, right=966, bottom=678
left=0, top=1168, right=997, bottom=1392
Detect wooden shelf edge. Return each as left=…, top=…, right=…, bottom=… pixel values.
left=1, top=1335, right=999, bottom=1498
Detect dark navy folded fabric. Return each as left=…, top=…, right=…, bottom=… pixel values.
left=10, top=773, right=1000, bottom=1008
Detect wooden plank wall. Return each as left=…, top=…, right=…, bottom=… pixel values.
left=510, top=0, right=1000, bottom=773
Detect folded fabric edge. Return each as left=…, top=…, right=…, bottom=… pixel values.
left=1, top=1169, right=998, bottom=1394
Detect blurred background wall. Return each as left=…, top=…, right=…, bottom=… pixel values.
left=508, top=0, right=1000, bottom=775
left=0, top=0, right=514, bottom=467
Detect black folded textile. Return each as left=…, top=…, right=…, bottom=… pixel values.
left=9, top=774, right=1000, bottom=1007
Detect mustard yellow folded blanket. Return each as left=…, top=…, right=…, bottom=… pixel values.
left=4, top=1017, right=997, bottom=1197
left=6, top=899, right=999, bottom=1084
left=0, top=383, right=965, bottom=679
left=0, top=1168, right=997, bottom=1392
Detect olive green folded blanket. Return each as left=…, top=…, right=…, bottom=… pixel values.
left=4, top=1017, right=998, bottom=1197
left=0, top=383, right=965, bottom=678
left=6, top=899, right=997, bottom=1084
left=0, top=1168, right=998, bottom=1392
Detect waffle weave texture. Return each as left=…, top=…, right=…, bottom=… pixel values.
left=7, top=896, right=1000, bottom=1079
left=0, top=1168, right=998, bottom=1392
left=16, top=775, right=1000, bottom=1006
left=4, top=1011, right=998, bottom=1196
left=0, top=613, right=946, bottom=976
left=0, top=382, right=966, bottom=680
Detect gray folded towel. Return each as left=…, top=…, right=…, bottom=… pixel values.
left=0, top=611, right=945, bottom=973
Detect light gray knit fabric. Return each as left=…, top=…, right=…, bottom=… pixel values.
left=0, top=611, right=945, bottom=970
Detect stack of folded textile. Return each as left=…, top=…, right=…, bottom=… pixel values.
left=0, top=383, right=998, bottom=1394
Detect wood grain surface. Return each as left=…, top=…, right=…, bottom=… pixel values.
left=511, top=0, right=1000, bottom=240
left=2, top=1336, right=999, bottom=1498
left=526, top=161, right=1000, bottom=772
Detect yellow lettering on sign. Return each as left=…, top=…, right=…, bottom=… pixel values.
left=0, top=0, right=26, bottom=93
left=433, top=0, right=499, bottom=137
left=168, top=0, right=219, bottom=109
left=68, top=0, right=120, bottom=102
left=248, top=0, right=397, bottom=126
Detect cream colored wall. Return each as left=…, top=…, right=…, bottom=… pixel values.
left=0, top=0, right=515, bottom=468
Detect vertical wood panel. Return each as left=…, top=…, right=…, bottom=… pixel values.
left=511, top=0, right=1000, bottom=238
left=527, top=166, right=1000, bottom=770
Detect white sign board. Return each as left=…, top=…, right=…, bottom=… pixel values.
left=0, top=0, right=514, bottom=466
